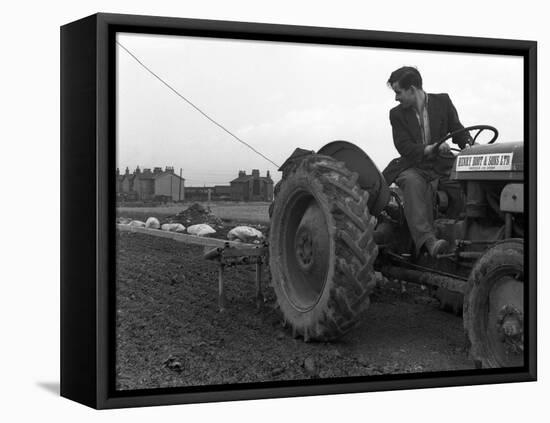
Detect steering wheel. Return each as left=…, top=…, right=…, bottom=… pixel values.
left=435, top=125, right=498, bottom=154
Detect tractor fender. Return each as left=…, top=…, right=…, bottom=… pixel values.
left=318, top=141, right=390, bottom=216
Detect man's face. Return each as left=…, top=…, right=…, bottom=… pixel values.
left=391, top=82, right=416, bottom=108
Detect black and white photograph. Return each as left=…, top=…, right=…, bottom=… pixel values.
left=114, top=30, right=527, bottom=390
left=4, top=0, right=548, bottom=420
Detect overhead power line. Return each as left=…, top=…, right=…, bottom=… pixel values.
left=116, top=41, right=280, bottom=168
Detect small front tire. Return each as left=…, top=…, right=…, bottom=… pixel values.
left=463, top=240, right=524, bottom=368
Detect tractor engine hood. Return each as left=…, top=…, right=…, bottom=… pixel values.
left=450, top=142, right=523, bottom=182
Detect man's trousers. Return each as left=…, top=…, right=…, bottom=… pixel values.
left=395, top=167, right=443, bottom=252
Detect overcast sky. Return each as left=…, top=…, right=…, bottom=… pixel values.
left=116, top=32, right=523, bottom=186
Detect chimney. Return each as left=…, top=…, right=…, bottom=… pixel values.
left=125, top=166, right=130, bottom=175
left=153, top=167, right=162, bottom=174
left=238, top=170, right=246, bottom=178
left=143, top=168, right=151, bottom=175
left=165, top=166, right=174, bottom=174
left=252, top=169, right=260, bottom=178
left=266, top=170, right=271, bottom=179
left=135, top=166, right=141, bottom=175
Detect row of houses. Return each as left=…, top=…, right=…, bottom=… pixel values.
left=116, top=166, right=184, bottom=202
left=116, top=166, right=274, bottom=202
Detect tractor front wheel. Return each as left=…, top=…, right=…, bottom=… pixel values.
left=269, top=155, right=378, bottom=341
left=463, top=240, right=524, bottom=368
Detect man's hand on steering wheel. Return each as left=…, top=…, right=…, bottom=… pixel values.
left=438, top=142, right=451, bottom=153
left=424, top=142, right=451, bottom=157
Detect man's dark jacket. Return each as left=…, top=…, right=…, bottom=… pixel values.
left=382, top=93, right=472, bottom=184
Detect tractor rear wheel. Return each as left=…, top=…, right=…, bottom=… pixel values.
left=269, top=155, right=378, bottom=341
left=463, top=240, right=524, bottom=368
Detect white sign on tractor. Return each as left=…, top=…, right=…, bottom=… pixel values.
left=456, top=153, right=514, bottom=171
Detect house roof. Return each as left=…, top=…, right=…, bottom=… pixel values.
left=230, top=175, right=273, bottom=184
left=137, top=173, right=155, bottom=180
left=153, top=172, right=185, bottom=181
left=132, top=172, right=185, bottom=181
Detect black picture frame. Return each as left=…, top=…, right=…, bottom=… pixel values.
left=60, top=12, right=537, bottom=409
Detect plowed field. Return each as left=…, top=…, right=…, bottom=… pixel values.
left=116, top=230, right=475, bottom=390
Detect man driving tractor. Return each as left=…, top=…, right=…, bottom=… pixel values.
left=383, top=66, right=474, bottom=257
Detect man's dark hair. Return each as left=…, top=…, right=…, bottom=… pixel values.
left=387, top=66, right=423, bottom=90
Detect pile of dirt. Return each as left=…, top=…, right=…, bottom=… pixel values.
left=168, top=203, right=225, bottom=229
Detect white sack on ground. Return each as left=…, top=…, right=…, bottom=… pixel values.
left=145, top=217, right=160, bottom=229
left=128, top=220, right=146, bottom=227
left=187, top=223, right=216, bottom=237
left=161, top=223, right=186, bottom=233
left=227, top=226, right=265, bottom=243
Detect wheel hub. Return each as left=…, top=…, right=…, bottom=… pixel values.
left=487, top=273, right=524, bottom=364
left=295, top=227, right=314, bottom=271
left=281, top=195, right=330, bottom=310
left=497, top=305, right=524, bottom=352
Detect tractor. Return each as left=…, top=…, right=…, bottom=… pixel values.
left=268, top=125, right=524, bottom=368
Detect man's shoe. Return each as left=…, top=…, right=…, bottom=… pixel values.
left=425, top=237, right=449, bottom=257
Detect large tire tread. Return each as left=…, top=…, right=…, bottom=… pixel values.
left=270, top=155, right=378, bottom=341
